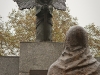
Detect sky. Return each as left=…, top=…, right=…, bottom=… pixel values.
left=0, top=0, right=100, bottom=27
left=66, top=0, right=100, bottom=27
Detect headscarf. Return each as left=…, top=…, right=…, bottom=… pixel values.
left=47, top=26, right=100, bottom=75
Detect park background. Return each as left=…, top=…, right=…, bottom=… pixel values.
left=0, top=0, right=100, bottom=56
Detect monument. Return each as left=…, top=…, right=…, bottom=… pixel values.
left=14, top=0, right=66, bottom=41
left=47, top=26, right=100, bottom=75
left=9, top=0, right=100, bottom=75
left=13, top=0, right=67, bottom=75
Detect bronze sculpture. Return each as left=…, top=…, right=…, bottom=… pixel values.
left=47, top=26, right=100, bottom=75
left=13, top=0, right=66, bottom=41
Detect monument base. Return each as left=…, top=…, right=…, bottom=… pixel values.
left=20, top=42, right=64, bottom=75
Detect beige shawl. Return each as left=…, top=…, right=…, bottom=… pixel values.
left=47, top=26, right=100, bottom=75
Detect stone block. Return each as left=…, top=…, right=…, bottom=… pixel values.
left=0, top=56, right=19, bottom=75
left=20, top=42, right=63, bottom=73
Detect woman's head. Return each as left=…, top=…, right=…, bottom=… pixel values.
left=65, top=26, right=88, bottom=48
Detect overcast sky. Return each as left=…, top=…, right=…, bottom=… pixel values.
left=66, top=0, right=100, bottom=27
left=0, top=0, right=100, bottom=27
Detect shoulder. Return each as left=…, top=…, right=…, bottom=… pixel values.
left=47, top=62, right=57, bottom=75
left=47, top=59, right=66, bottom=75
left=96, top=65, right=100, bottom=74
left=91, top=65, right=100, bottom=75
left=47, top=61, right=63, bottom=75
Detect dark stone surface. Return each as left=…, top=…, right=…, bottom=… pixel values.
left=0, top=56, right=19, bottom=75
left=20, top=42, right=63, bottom=73
left=30, top=70, right=47, bottom=75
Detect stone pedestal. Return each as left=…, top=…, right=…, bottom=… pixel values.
left=0, top=56, right=19, bottom=75
left=20, top=42, right=64, bottom=75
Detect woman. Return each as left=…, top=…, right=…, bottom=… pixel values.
left=47, top=26, right=100, bottom=75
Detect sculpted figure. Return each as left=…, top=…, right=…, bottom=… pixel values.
left=35, top=0, right=53, bottom=41
left=13, top=0, right=66, bottom=41
left=47, top=26, right=100, bottom=75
